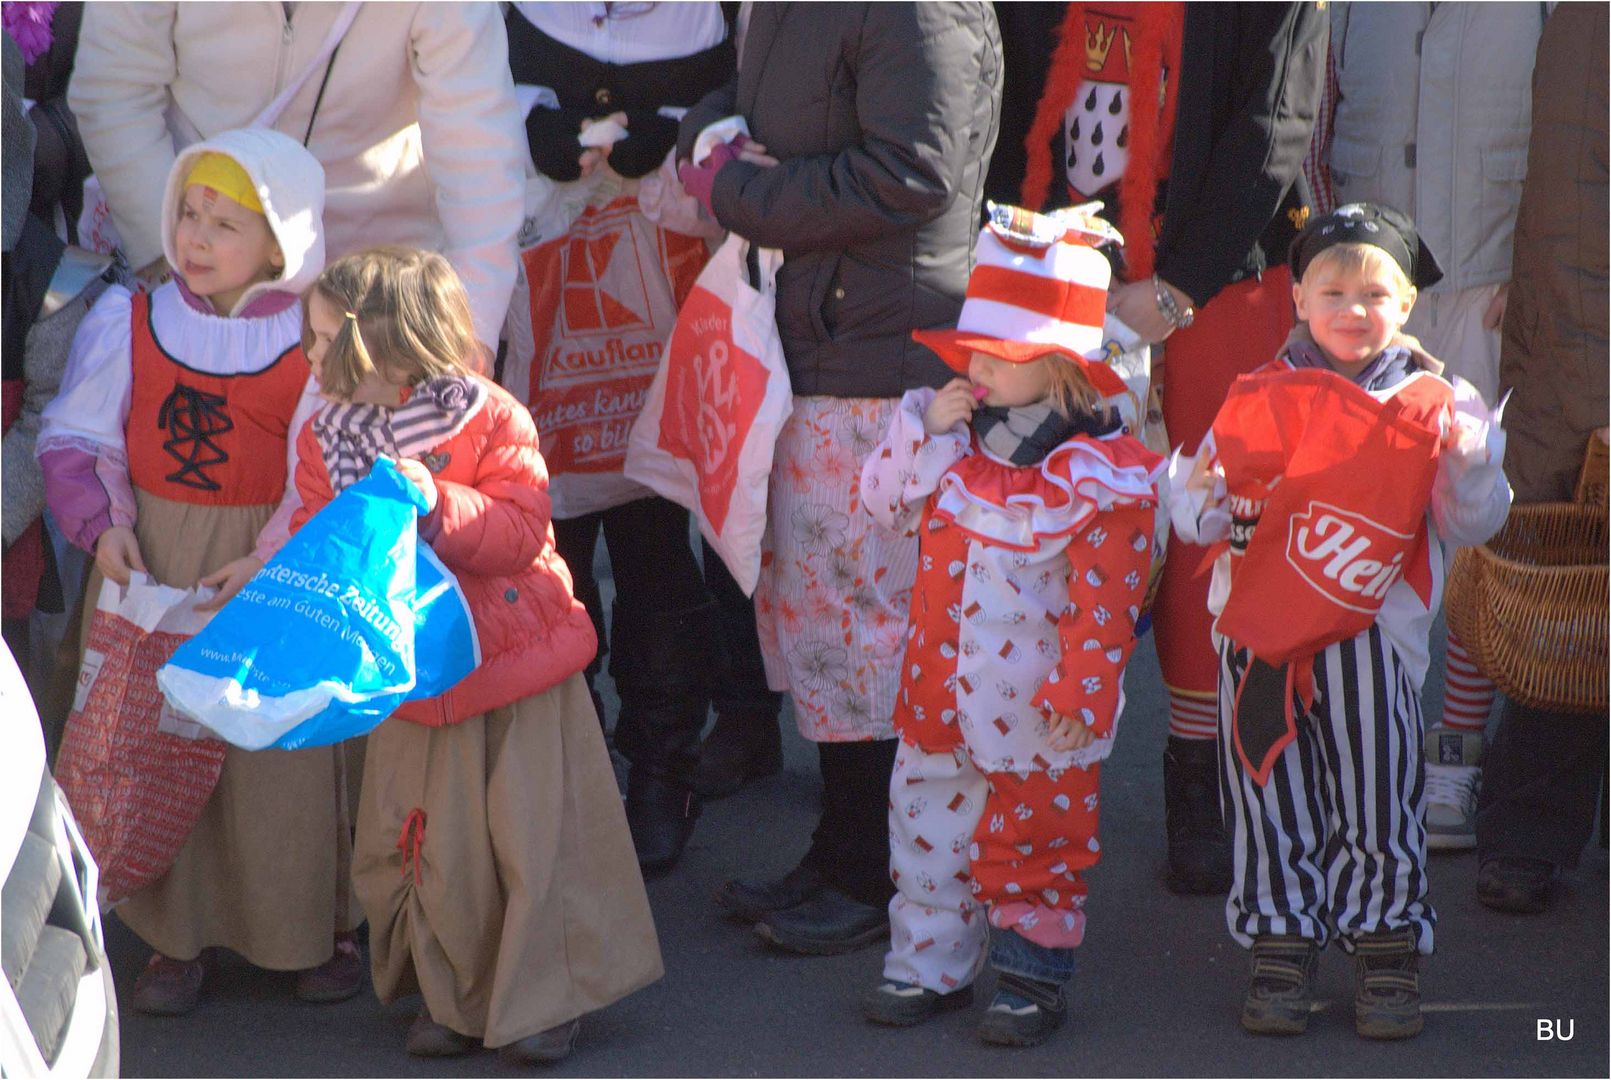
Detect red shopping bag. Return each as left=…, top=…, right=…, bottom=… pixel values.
left=55, top=575, right=224, bottom=906
left=505, top=195, right=709, bottom=517
left=1210, top=367, right=1449, bottom=783
left=626, top=236, right=793, bottom=595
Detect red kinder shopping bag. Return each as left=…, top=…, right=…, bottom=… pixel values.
left=504, top=194, right=710, bottom=518
left=626, top=236, right=793, bottom=595
left=1210, top=367, right=1448, bottom=783
left=55, top=574, right=225, bottom=907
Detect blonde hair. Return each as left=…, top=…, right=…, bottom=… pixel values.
left=1301, top=241, right=1416, bottom=298
left=1041, top=354, right=1109, bottom=419
left=304, top=246, right=477, bottom=401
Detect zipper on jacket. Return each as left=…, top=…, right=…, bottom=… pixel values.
left=272, top=4, right=294, bottom=102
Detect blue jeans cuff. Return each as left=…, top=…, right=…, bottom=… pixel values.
left=989, top=927, right=1075, bottom=986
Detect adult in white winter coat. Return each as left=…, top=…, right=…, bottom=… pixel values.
left=1325, top=0, right=1548, bottom=853
left=67, top=1, right=525, bottom=348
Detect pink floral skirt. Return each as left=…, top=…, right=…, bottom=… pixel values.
left=756, top=396, right=918, bottom=742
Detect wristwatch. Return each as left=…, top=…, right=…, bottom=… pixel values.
left=1153, top=274, right=1195, bottom=331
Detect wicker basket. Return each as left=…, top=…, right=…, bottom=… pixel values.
left=1444, top=501, right=1608, bottom=713
left=1576, top=434, right=1608, bottom=507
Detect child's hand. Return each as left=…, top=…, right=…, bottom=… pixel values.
left=1047, top=712, right=1099, bottom=753
left=924, top=379, right=981, bottom=435
left=95, top=525, right=146, bottom=586
left=396, top=458, right=439, bottom=514
left=195, top=555, right=264, bottom=613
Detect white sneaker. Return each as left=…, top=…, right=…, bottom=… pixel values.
left=1424, top=726, right=1482, bottom=851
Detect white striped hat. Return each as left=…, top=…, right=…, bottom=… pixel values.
left=914, top=203, right=1125, bottom=394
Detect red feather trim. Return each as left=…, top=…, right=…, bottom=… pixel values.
left=1020, top=2, right=1184, bottom=282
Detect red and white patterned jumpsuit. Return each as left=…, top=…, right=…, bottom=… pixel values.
left=860, top=388, right=1164, bottom=993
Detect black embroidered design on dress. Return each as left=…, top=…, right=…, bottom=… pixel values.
left=157, top=383, right=232, bottom=491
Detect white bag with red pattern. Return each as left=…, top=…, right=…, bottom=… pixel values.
left=625, top=235, right=792, bottom=594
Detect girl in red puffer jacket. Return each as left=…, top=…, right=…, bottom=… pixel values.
left=291, top=246, right=662, bottom=1064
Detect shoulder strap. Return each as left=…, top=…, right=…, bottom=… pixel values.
left=252, top=2, right=362, bottom=129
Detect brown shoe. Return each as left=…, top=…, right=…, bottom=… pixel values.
left=1353, top=929, right=1424, bottom=1040
left=295, top=933, right=364, bottom=1003
left=405, top=1010, right=478, bottom=1057
left=1241, top=934, right=1319, bottom=1035
left=131, top=951, right=207, bottom=1016
left=500, top=1018, right=581, bottom=1064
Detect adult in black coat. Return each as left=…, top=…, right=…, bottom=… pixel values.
left=676, top=2, right=1003, bottom=955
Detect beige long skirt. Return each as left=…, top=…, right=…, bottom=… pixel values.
left=87, top=492, right=354, bottom=971
left=354, top=673, right=662, bottom=1048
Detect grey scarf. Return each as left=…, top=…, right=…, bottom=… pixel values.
left=972, top=401, right=1120, bottom=466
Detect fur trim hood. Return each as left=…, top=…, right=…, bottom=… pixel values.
left=162, top=127, right=326, bottom=315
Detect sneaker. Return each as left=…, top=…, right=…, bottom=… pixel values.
left=753, top=887, right=888, bottom=956
left=977, top=974, right=1067, bottom=1047
left=862, top=980, right=974, bottom=1027
left=714, top=863, right=827, bottom=924
left=131, top=951, right=208, bottom=1016
left=1476, top=856, right=1558, bottom=914
left=1424, top=726, right=1482, bottom=851
left=405, top=1010, right=478, bottom=1057
left=1241, top=934, right=1319, bottom=1035
left=1353, top=929, right=1423, bottom=1040
left=500, top=1019, right=581, bottom=1064
left=294, top=932, right=364, bottom=1003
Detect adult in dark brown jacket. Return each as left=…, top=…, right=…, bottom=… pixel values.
left=1473, top=1, right=1609, bottom=916
left=676, top=2, right=1003, bottom=955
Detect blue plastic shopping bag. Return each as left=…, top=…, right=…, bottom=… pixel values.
left=157, top=459, right=479, bottom=750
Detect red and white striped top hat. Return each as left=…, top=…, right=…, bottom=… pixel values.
left=914, top=202, right=1126, bottom=395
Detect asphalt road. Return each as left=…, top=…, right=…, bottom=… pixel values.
left=104, top=604, right=1608, bottom=1078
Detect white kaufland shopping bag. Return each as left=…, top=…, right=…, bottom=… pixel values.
left=625, top=235, right=791, bottom=594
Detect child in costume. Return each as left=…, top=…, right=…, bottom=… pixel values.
left=1168, top=203, right=1512, bottom=1040
left=858, top=205, right=1165, bottom=1047
left=294, top=246, right=661, bottom=1064
left=38, top=128, right=358, bottom=1015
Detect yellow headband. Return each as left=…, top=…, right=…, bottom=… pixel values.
left=184, top=153, right=263, bottom=215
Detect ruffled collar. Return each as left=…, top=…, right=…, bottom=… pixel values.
left=935, top=432, right=1163, bottom=551
left=149, top=281, right=302, bottom=377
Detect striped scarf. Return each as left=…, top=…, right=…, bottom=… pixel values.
left=972, top=400, right=1121, bottom=466
left=313, top=374, right=486, bottom=493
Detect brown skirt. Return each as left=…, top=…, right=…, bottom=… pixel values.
left=89, top=492, right=354, bottom=971
left=354, top=672, right=662, bottom=1047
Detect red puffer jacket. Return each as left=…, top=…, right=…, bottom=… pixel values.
left=293, top=377, right=597, bottom=726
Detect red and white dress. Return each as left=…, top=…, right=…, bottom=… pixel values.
left=861, top=388, right=1163, bottom=993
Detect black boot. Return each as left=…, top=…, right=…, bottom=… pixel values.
left=613, top=600, right=717, bottom=878
left=691, top=708, right=783, bottom=799
left=694, top=539, right=784, bottom=799
left=1163, top=736, right=1232, bottom=895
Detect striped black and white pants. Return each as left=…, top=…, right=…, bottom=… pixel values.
left=1217, top=625, right=1435, bottom=955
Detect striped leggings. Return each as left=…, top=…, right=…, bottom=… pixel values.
left=1218, top=625, right=1435, bottom=956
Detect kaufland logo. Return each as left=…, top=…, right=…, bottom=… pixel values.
left=561, top=225, right=650, bottom=336
left=1284, top=501, right=1412, bottom=613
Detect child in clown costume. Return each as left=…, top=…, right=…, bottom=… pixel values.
left=858, top=204, right=1164, bottom=1047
